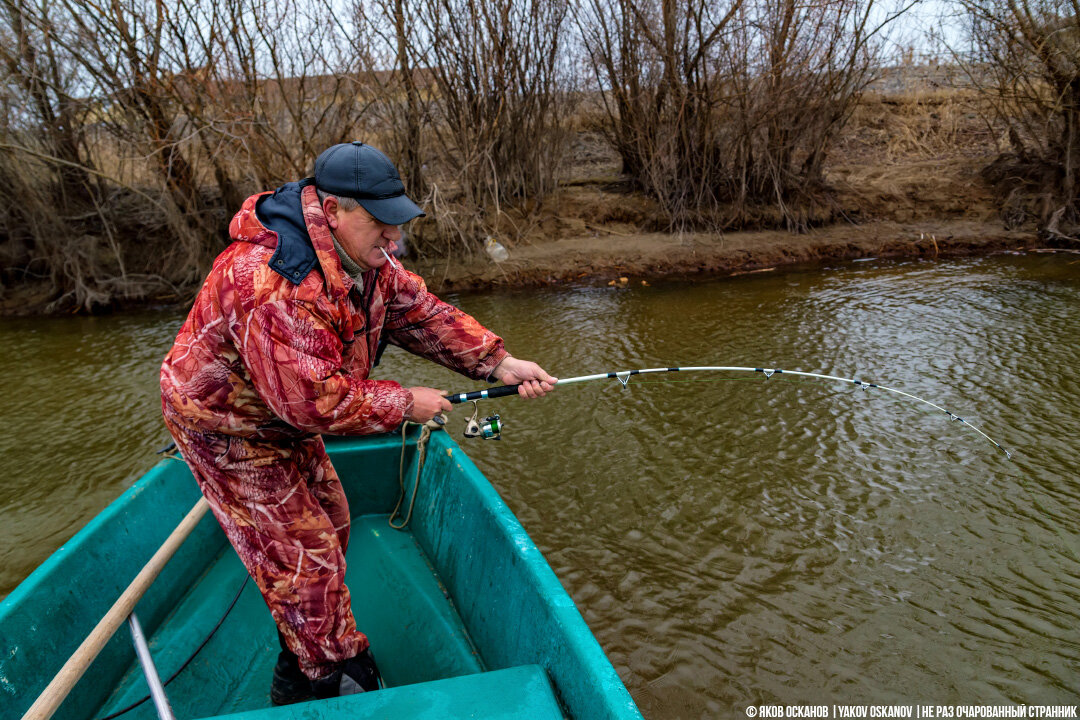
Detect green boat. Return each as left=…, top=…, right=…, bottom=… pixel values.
left=0, top=428, right=643, bottom=720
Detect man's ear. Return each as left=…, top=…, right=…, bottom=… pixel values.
left=322, top=196, right=339, bottom=229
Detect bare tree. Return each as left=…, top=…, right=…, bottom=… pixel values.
left=0, top=0, right=128, bottom=309
left=0, top=0, right=376, bottom=309
left=577, top=0, right=894, bottom=230
left=356, top=0, right=576, bottom=255
left=204, top=0, right=371, bottom=187
left=954, top=0, right=1080, bottom=236
left=0, top=0, right=917, bottom=312
left=351, top=0, right=429, bottom=196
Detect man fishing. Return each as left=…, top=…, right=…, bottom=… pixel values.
left=159, top=141, right=556, bottom=704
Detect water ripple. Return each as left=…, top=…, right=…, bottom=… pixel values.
left=3, top=256, right=1079, bottom=715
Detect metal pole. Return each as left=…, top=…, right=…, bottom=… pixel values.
left=127, top=613, right=176, bottom=720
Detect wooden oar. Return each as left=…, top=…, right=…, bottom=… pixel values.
left=21, top=497, right=210, bottom=720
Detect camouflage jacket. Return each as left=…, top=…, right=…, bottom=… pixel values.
left=160, top=179, right=507, bottom=440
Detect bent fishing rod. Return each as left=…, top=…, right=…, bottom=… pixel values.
left=446, top=366, right=1012, bottom=459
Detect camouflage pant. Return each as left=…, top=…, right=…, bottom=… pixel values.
left=163, top=416, right=366, bottom=680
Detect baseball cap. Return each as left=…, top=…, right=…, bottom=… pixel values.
left=314, top=142, right=425, bottom=225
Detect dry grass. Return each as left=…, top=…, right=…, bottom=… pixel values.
left=419, top=82, right=1013, bottom=253
left=824, top=87, right=1005, bottom=224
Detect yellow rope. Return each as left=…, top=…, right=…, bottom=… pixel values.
left=389, top=422, right=432, bottom=530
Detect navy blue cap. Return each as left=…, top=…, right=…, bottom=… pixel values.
left=314, top=142, right=425, bottom=225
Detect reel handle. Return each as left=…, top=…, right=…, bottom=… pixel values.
left=448, top=384, right=521, bottom=404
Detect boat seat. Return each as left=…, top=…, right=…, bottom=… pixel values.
left=212, top=664, right=565, bottom=720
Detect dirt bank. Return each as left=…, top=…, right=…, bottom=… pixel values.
left=1, top=219, right=1070, bottom=316
left=5, top=81, right=1079, bottom=315
left=409, top=219, right=1064, bottom=293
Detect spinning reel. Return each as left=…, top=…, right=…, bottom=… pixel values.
left=463, top=400, right=503, bottom=440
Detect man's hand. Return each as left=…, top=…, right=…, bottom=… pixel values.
left=492, top=356, right=558, bottom=399
left=407, top=387, right=453, bottom=423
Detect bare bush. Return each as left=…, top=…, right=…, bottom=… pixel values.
left=577, top=0, right=896, bottom=230
left=355, top=0, right=576, bottom=255
left=1, top=0, right=578, bottom=309
left=187, top=0, right=371, bottom=191
left=0, top=0, right=920, bottom=312
left=0, top=0, right=127, bottom=310
left=0, top=0, right=373, bottom=310
left=953, top=0, right=1080, bottom=236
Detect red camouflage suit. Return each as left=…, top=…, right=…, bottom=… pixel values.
left=160, top=182, right=506, bottom=679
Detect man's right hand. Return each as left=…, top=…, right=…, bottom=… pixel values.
left=406, top=386, right=453, bottom=423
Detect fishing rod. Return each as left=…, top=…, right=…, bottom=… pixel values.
left=447, top=366, right=1012, bottom=459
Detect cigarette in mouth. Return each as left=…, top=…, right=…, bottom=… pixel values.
left=379, top=247, right=397, bottom=268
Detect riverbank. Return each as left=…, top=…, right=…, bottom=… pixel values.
left=411, top=219, right=1067, bottom=293
left=2, top=219, right=1072, bottom=315
left=6, top=78, right=1080, bottom=315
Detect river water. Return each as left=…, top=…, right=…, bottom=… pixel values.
left=2, top=253, right=1078, bottom=717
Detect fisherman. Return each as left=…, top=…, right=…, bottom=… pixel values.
left=159, top=142, right=556, bottom=704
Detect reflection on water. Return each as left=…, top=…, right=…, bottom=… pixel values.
left=0, top=307, right=182, bottom=595
left=2, top=254, right=1078, bottom=717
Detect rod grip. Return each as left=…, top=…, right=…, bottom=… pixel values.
left=448, top=383, right=521, bottom=404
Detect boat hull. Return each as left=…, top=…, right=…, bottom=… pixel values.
left=0, top=429, right=642, bottom=720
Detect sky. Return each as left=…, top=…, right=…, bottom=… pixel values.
left=877, top=0, right=971, bottom=60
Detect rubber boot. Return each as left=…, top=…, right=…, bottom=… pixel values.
left=311, top=648, right=382, bottom=698
left=270, top=631, right=314, bottom=706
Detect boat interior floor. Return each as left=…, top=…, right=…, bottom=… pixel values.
left=93, top=514, right=563, bottom=720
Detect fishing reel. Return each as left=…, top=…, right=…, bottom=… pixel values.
left=463, top=400, right=503, bottom=440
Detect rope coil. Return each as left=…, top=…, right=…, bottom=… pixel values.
left=389, top=421, right=438, bottom=530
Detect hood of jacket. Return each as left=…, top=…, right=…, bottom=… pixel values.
left=228, top=178, right=352, bottom=302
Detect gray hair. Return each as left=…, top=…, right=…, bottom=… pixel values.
left=316, top=188, right=360, bottom=211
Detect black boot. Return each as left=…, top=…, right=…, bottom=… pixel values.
left=270, top=632, right=313, bottom=706
left=311, top=648, right=382, bottom=698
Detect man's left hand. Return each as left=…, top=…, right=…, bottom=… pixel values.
left=492, top=356, right=558, bottom=399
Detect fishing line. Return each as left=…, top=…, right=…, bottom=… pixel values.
left=630, top=375, right=954, bottom=428
left=448, top=366, right=1012, bottom=459
left=629, top=376, right=946, bottom=419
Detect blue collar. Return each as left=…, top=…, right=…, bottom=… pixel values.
left=255, top=178, right=318, bottom=285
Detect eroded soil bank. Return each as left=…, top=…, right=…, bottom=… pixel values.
left=3, top=219, right=1074, bottom=316
left=411, top=220, right=1075, bottom=293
